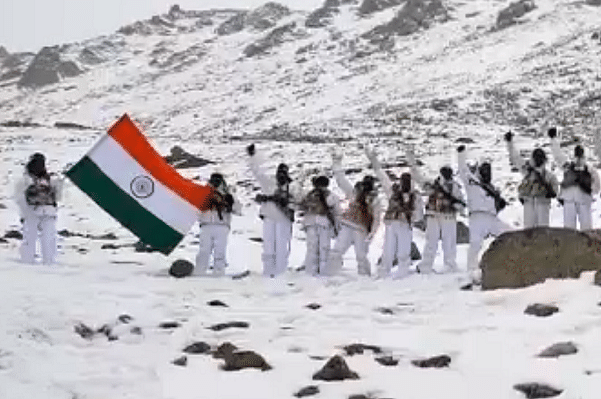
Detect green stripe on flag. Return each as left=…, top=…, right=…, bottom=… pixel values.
left=66, top=156, right=183, bottom=255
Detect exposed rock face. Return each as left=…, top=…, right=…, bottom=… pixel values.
left=18, top=46, right=82, bottom=88
left=0, top=46, right=8, bottom=58
left=495, top=0, right=536, bottom=31
left=216, top=3, right=290, bottom=35
left=358, top=0, right=404, bottom=16
left=363, top=0, right=449, bottom=43
left=587, top=0, right=601, bottom=5
left=306, top=0, right=357, bottom=28
left=480, top=228, right=601, bottom=290
left=244, top=22, right=301, bottom=57
left=0, top=52, right=34, bottom=82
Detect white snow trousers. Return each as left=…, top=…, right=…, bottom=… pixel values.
left=522, top=197, right=551, bottom=228
left=195, top=224, right=229, bottom=276
left=467, top=212, right=511, bottom=278
left=262, top=219, right=292, bottom=277
left=418, top=214, right=457, bottom=272
left=20, top=214, right=57, bottom=265
left=563, top=201, right=592, bottom=230
left=327, top=225, right=371, bottom=276
left=378, top=221, right=413, bottom=279
left=303, top=224, right=333, bottom=275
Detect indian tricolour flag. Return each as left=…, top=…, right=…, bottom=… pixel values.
left=66, top=114, right=213, bottom=255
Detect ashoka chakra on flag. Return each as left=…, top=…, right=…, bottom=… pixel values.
left=66, top=114, right=213, bottom=255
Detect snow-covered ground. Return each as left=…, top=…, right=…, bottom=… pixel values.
left=2, top=125, right=601, bottom=399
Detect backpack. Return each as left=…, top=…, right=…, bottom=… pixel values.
left=25, top=176, right=57, bottom=207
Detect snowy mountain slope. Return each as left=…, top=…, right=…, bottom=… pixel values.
left=0, top=0, right=600, bottom=145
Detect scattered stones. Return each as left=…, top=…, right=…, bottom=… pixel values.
left=96, top=324, right=118, bottom=341
left=100, top=243, right=120, bottom=250
left=221, top=350, right=272, bottom=371
left=312, top=355, right=359, bottom=381
left=208, top=321, right=249, bottom=331
left=375, top=355, right=399, bottom=366
left=158, top=321, right=181, bottom=329
left=183, top=341, right=211, bottom=354
left=524, top=304, right=559, bottom=317
left=212, top=342, right=238, bottom=359
left=294, top=385, right=320, bottom=398
left=306, top=303, right=321, bottom=310
left=538, top=342, right=578, bottom=358
left=163, top=146, right=214, bottom=169
left=172, top=355, right=188, bottom=367
left=207, top=300, right=228, bottom=307
left=58, top=229, right=117, bottom=240
left=359, top=0, right=403, bottom=16
left=169, top=259, right=194, bottom=278
left=513, top=383, right=563, bottom=398
left=74, top=322, right=95, bottom=340
left=243, top=22, right=299, bottom=58
left=375, top=307, right=394, bottom=315
left=4, top=230, right=23, bottom=240
left=343, top=343, right=383, bottom=356
left=411, top=354, right=451, bottom=368
left=480, top=228, right=601, bottom=290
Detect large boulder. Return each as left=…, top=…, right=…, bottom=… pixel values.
left=312, top=355, right=359, bottom=381
left=480, top=228, right=601, bottom=290
left=495, top=0, right=536, bottom=30
left=363, top=0, right=449, bottom=44
left=18, top=46, right=82, bottom=88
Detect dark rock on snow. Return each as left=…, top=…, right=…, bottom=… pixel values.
left=343, top=343, right=383, bottom=356
left=74, top=322, right=95, bottom=340
left=294, top=385, right=320, bottom=398
left=134, top=241, right=161, bottom=253
left=212, top=342, right=238, bottom=359
left=183, top=341, right=211, bottom=354
left=18, top=46, right=82, bottom=88
left=221, top=350, right=272, bottom=371
left=375, top=355, right=399, bottom=366
left=169, top=259, right=194, bottom=278
left=158, top=321, right=181, bottom=329
left=306, top=303, right=322, bottom=310
left=375, top=307, right=395, bottom=315
left=513, top=382, right=563, bottom=398
left=172, top=355, right=188, bottom=366
left=163, top=146, right=214, bottom=169
left=411, top=354, right=451, bottom=368
left=130, top=326, right=143, bottom=335
left=208, top=321, right=249, bottom=331
left=312, top=355, right=359, bottom=381
left=0, top=238, right=8, bottom=244
left=537, top=342, right=578, bottom=358
left=54, top=121, right=94, bottom=130
left=207, top=300, right=229, bottom=307
left=524, top=304, right=559, bottom=317
left=4, top=230, right=23, bottom=240
left=480, top=228, right=601, bottom=290
left=359, top=0, right=403, bottom=16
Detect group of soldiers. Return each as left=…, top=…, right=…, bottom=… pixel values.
left=196, top=127, right=600, bottom=284
left=15, top=127, right=600, bottom=284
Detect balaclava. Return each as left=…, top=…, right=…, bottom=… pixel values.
left=532, top=148, right=547, bottom=168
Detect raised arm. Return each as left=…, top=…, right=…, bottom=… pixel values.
left=369, top=197, right=382, bottom=239
left=246, top=144, right=275, bottom=193
left=406, top=145, right=428, bottom=188
left=456, top=145, right=476, bottom=186
left=548, top=128, right=568, bottom=167
left=332, top=152, right=355, bottom=199
left=504, top=131, right=527, bottom=173
left=365, top=147, right=392, bottom=198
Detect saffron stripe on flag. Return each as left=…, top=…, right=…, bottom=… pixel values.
left=66, top=156, right=184, bottom=255
left=106, top=114, right=212, bottom=210
left=87, top=134, right=198, bottom=235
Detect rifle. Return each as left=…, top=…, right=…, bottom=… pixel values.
left=469, top=178, right=507, bottom=213
left=316, top=188, right=338, bottom=236
left=433, top=179, right=466, bottom=208
left=528, top=166, right=556, bottom=199
left=255, top=189, right=295, bottom=222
